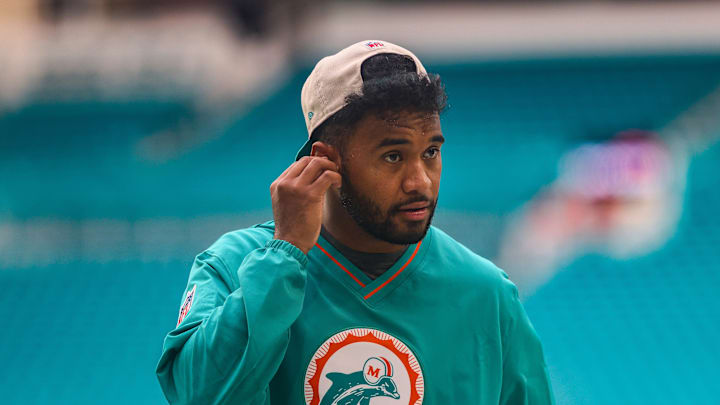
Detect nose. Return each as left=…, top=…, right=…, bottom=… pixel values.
left=401, top=159, right=433, bottom=195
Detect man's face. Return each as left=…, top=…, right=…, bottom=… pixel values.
left=338, top=110, right=443, bottom=245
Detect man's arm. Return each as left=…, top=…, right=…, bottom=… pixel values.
left=499, top=276, right=555, bottom=405
left=156, top=155, right=341, bottom=404
left=156, top=239, right=307, bottom=404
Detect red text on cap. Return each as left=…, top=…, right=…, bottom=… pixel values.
left=364, top=41, right=385, bottom=49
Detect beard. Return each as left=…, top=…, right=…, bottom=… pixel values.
left=339, top=171, right=436, bottom=245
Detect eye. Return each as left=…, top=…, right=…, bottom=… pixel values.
left=384, top=152, right=401, bottom=163
left=423, top=147, right=440, bottom=159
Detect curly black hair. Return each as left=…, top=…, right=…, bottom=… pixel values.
left=312, top=53, right=447, bottom=155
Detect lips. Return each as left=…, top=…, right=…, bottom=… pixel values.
left=396, top=201, right=431, bottom=221
left=398, top=201, right=430, bottom=211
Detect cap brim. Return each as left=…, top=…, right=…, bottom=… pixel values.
left=295, top=138, right=313, bottom=161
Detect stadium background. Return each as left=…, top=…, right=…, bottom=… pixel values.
left=1, top=1, right=719, bottom=404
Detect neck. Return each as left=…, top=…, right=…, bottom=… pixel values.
left=322, top=194, right=407, bottom=254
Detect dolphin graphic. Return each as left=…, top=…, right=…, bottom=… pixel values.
left=320, top=371, right=400, bottom=405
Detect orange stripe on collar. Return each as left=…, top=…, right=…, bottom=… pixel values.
left=363, top=240, right=422, bottom=300
left=315, top=242, right=366, bottom=288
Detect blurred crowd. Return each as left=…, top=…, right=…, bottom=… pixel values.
left=37, top=0, right=309, bottom=37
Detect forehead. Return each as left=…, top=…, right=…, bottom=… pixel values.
left=350, top=111, right=442, bottom=143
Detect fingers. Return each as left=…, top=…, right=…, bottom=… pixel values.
left=312, top=169, right=342, bottom=194
left=278, top=156, right=314, bottom=181
left=271, top=156, right=340, bottom=199
left=296, top=156, right=338, bottom=185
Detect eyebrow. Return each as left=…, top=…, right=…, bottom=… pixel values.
left=375, top=135, right=445, bottom=149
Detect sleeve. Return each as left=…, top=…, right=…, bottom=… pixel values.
left=155, top=239, right=308, bottom=404
left=498, top=276, right=556, bottom=405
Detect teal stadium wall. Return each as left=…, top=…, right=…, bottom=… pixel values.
left=1, top=54, right=719, bottom=404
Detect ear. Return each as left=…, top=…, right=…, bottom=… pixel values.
left=311, top=141, right=342, bottom=167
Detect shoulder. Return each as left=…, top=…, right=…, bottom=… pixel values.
left=426, top=226, right=517, bottom=296
left=202, top=220, right=276, bottom=273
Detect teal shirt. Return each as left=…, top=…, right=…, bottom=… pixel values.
left=156, top=221, right=554, bottom=404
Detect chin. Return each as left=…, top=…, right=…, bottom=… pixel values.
left=386, top=220, right=431, bottom=245
left=398, top=214, right=431, bottom=228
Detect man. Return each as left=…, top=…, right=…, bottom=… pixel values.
left=156, top=40, right=554, bottom=405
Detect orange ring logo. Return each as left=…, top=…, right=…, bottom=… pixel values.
left=304, top=328, right=424, bottom=405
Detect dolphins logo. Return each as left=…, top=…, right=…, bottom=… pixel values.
left=319, top=357, right=401, bottom=405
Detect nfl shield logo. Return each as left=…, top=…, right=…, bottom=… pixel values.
left=177, top=285, right=196, bottom=326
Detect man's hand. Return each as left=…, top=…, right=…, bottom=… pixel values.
left=270, top=156, right=342, bottom=254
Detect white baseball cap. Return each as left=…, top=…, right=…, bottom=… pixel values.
left=296, top=40, right=428, bottom=160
